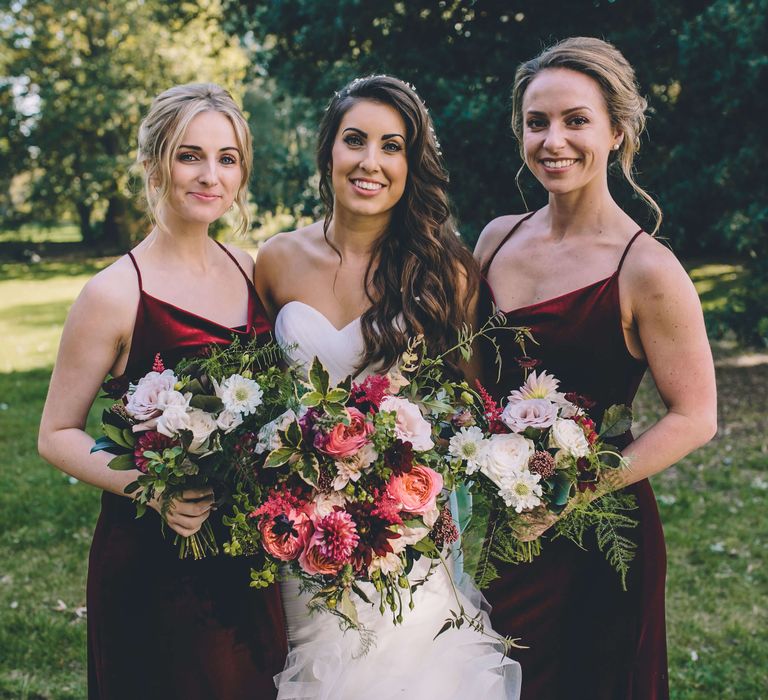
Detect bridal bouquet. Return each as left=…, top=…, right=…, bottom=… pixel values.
left=450, top=368, right=639, bottom=589
left=224, top=346, right=467, bottom=628
left=93, top=339, right=285, bottom=558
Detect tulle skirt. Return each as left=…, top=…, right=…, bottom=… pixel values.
left=274, top=558, right=521, bottom=699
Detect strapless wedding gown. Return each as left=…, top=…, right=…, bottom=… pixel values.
left=273, top=301, right=522, bottom=699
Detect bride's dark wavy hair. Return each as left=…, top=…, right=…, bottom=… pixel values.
left=317, top=74, right=479, bottom=372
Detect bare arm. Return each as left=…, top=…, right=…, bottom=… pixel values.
left=613, top=241, right=717, bottom=487
left=38, top=264, right=213, bottom=537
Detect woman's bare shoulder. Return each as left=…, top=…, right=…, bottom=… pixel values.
left=474, top=213, right=534, bottom=267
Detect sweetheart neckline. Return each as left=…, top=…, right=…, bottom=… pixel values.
left=276, top=300, right=362, bottom=332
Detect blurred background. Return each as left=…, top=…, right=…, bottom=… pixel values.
left=0, top=1, right=765, bottom=698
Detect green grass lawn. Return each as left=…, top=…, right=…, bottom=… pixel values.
left=1, top=255, right=765, bottom=699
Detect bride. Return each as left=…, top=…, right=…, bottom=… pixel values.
left=254, top=75, right=521, bottom=699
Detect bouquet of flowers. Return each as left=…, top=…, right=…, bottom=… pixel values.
left=92, top=338, right=285, bottom=559
left=224, top=325, right=526, bottom=643
left=450, top=367, right=639, bottom=589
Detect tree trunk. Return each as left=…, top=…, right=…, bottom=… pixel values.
left=77, top=201, right=95, bottom=244
left=101, top=195, right=143, bottom=252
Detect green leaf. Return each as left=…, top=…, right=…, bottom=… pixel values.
left=300, top=391, right=324, bottom=408
left=325, top=388, right=349, bottom=404
left=264, top=447, right=296, bottom=468
left=599, top=404, right=633, bottom=438
left=121, top=429, right=136, bottom=447
left=124, top=480, right=141, bottom=494
left=339, top=589, right=359, bottom=626
left=298, top=454, right=320, bottom=486
left=308, top=357, right=330, bottom=395
left=103, top=423, right=133, bottom=449
left=412, top=538, right=437, bottom=556
left=90, top=436, right=122, bottom=454
left=284, top=420, right=302, bottom=448
left=108, top=453, right=136, bottom=471
left=101, top=408, right=128, bottom=429
left=324, top=403, right=348, bottom=420
left=550, top=472, right=574, bottom=507
left=189, top=394, right=225, bottom=413
left=351, top=582, right=374, bottom=605
left=433, top=620, right=453, bottom=640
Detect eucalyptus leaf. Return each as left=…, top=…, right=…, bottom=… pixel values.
left=108, top=453, right=136, bottom=471
left=600, top=404, right=633, bottom=438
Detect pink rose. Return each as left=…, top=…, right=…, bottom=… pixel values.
left=386, top=465, right=443, bottom=515
left=500, top=398, right=559, bottom=432
left=125, top=370, right=177, bottom=420
left=379, top=396, right=434, bottom=451
left=298, top=530, right=343, bottom=576
left=316, top=407, right=374, bottom=458
left=259, top=509, right=312, bottom=562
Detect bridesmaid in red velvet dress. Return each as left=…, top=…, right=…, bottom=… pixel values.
left=474, top=38, right=717, bottom=699
left=39, top=84, right=286, bottom=699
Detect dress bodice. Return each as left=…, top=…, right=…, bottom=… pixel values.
left=274, top=301, right=368, bottom=385
left=123, top=242, right=271, bottom=381
left=481, top=212, right=648, bottom=430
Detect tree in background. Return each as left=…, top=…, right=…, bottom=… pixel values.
left=227, top=0, right=764, bottom=345
left=1, top=0, right=248, bottom=249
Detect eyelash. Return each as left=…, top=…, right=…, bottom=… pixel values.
left=177, top=152, right=238, bottom=165
left=526, top=116, right=590, bottom=129
left=342, top=135, right=403, bottom=152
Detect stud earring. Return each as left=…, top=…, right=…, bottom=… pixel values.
left=612, top=144, right=620, bottom=151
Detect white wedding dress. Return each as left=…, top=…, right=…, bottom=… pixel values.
left=273, top=301, right=522, bottom=699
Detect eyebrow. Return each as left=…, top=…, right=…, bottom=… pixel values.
left=342, top=127, right=405, bottom=141
left=526, top=106, right=593, bottom=116
left=178, top=144, right=242, bottom=154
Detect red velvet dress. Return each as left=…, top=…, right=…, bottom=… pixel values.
left=480, top=213, right=669, bottom=700
left=87, top=243, right=287, bottom=699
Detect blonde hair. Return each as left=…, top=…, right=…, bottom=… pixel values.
left=136, top=83, right=252, bottom=236
left=511, top=37, right=662, bottom=234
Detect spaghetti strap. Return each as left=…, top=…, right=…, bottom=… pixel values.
left=483, top=210, right=537, bottom=274
left=126, top=251, right=143, bottom=291
left=214, top=240, right=252, bottom=285
left=616, top=230, right=644, bottom=274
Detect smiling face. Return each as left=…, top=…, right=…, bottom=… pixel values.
left=330, top=99, right=408, bottom=220
left=163, top=110, right=243, bottom=229
left=522, top=68, right=621, bottom=196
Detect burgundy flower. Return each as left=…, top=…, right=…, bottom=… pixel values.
left=474, top=380, right=507, bottom=434
left=101, top=375, right=130, bottom=399
left=345, top=500, right=402, bottom=573
left=515, top=356, right=542, bottom=370
left=133, top=431, right=177, bottom=473
left=384, top=439, right=414, bottom=475
left=529, top=450, right=557, bottom=479
left=430, top=505, right=459, bottom=549
left=565, top=392, right=597, bottom=410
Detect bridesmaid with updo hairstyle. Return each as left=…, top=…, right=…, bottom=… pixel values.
left=475, top=37, right=717, bottom=699
left=39, top=84, right=286, bottom=699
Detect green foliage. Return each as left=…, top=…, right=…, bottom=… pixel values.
left=1, top=0, right=249, bottom=247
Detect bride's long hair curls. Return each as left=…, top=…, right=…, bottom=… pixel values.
left=317, top=74, right=479, bottom=372
left=511, top=37, right=662, bottom=234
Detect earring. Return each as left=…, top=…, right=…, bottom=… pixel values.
left=612, top=144, right=620, bottom=151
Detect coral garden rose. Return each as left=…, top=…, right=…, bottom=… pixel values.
left=379, top=396, right=434, bottom=451
left=316, top=407, right=374, bottom=459
left=386, top=464, right=443, bottom=516
left=299, top=531, right=344, bottom=576
left=259, top=509, right=312, bottom=561
left=125, top=369, right=177, bottom=420
left=480, top=432, right=535, bottom=487
left=501, top=398, right=559, bottom=432
left=549, top=417, right=590, bottom=458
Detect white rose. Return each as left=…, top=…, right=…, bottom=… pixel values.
left=501, top=398, right=559, bottom=432
left=216, top=410, right=244, bottom=434
left=549, top=418, right=590, bottom=458
left=156, top=405, right=190, bottom=438
left=379, top=396, right=434, bottom=451
left=480, top=433, right=535, bottom=487
left=312, top=491, right=348, bottom=518
left=125, top=369, right=177, bottom=420
left=185, top=408, right=219, bottom=454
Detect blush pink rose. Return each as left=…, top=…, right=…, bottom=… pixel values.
left=386, top=465, right=443, bottom=515
left=298, top=530, right=343, bottom=576
left=379, top=396, right=434, bottom=451
left=259, top=509, right=312, bottom=562
left=500, top=398, right=559, bottom=432
left=317, top=407, right=374, bottom=458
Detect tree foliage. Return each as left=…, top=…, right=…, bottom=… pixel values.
left=1, top=0, right=248, bottom=249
